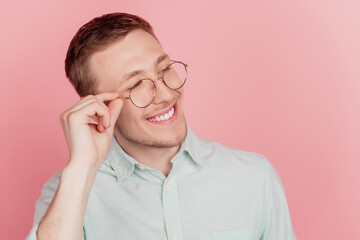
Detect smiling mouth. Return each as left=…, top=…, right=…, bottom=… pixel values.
left=146, top=103, right=176, bottom=122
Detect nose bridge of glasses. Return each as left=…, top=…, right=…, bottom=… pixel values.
left=151, top=75, right=174, bottom=100
left=152, top=75, right=166, bottom=87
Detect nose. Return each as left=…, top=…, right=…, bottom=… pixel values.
left=151, top=77, right=174, bottom=104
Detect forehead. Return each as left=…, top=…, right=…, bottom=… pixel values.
left=88, top=29, right=165, bottom=91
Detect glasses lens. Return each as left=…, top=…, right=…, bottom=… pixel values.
left=163, top=62, right=187, bottom=90
left=129, top=79, right=155, bottom=108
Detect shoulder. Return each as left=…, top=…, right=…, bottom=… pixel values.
left=39, top=169, right=63, bottom=196
left=197, top=138, right=287, bottom=195
left=198, top=137, right=270, bottom=168
left=32, top=169, right=63, bottom=225
left=194, top=137, right=276, bottom=183
left=36, top=169, right=63, bottom=206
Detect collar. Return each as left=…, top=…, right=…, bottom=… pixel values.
left=105, top=124, right=205, bottom=181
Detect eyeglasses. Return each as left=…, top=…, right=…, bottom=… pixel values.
left=123, top=60, right=188, bottom=108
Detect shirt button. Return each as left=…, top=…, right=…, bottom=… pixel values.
left=172, top=235, right=178, bottom=240
left=166, top=184, right=171, bottom=190
left=137, top=165, right=145, bottom=170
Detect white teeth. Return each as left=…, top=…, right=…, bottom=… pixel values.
left=148, top=107, right=175, bottom=122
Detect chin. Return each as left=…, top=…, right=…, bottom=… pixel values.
left=145, top=120, right=187, bottom=148
left=116, top=119, right=187, bottom=149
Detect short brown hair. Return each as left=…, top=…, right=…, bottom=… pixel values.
left=65, top=12, right=157, bottom=97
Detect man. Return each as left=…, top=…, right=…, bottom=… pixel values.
left=26, top=13, right=297, bottom=240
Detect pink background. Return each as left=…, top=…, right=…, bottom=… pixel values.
left=1, top=0, right=359, bottom=239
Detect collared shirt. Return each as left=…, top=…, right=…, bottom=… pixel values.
left=26, top=125, right=297, bottom=240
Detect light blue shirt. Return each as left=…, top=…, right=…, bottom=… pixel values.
left=26, top=125, right=297, bottom=240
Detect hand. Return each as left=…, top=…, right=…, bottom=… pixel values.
left=59, top=92, right=123, bottom=169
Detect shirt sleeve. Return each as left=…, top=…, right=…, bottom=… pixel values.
left=25, top=170, right=86, bottom=240
left=260, top=161, right=297, bottom=240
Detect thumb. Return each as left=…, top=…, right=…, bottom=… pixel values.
left=107, top=98, right=124, bottom=131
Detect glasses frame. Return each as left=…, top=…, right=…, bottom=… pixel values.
left=124, top=60, right=188, bottom=108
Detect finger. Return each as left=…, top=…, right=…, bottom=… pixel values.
left=106, top=98, right=124, bottom=131
left=75, top=101, right=110, bottom=130
left=80, top=94, right=95, bottom=100
left=62, top=92, right=120, bottom=128
left=74, top=92, right=118, bottom=111
left=71, top=97, right=99, bottom=112
left=68, top=94, right=98, bottom=113
left=77, top=94, right=98, bottom=106
left=72, top=96, right=110, bottom=113
left=89, top=115, right=100, bottom=124
left=89, top=114, right=107, bottom=128
left=97, top=121, right=105, bottom=133
left=94, top=92, right=120, bottom=102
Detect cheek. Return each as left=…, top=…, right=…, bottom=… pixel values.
left=117, top=103, right=145, bottom=123
left=177, top=90, right=184, bottom=104
left=174, top=89, right=184, bottom=99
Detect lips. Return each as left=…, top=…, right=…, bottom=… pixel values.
left=146, top=103, right=176, bottom=119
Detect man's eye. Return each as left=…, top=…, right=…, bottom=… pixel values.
left=131, top=80, right=142, bottom=89
left=162, top=66, right=171, bottom=72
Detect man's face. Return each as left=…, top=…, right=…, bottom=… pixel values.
left=89, top=29, right=187, bottom=149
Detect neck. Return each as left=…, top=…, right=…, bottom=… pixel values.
left=114, top=134, right=181, bottom=177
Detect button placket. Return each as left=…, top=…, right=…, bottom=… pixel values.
left=161, top=159, right=185, bottom=240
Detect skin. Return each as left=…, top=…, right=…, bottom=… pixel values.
left=89, top=28, right=188, bottom=176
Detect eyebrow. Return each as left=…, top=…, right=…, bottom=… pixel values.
left=122, top=53, right=170, bottom=82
